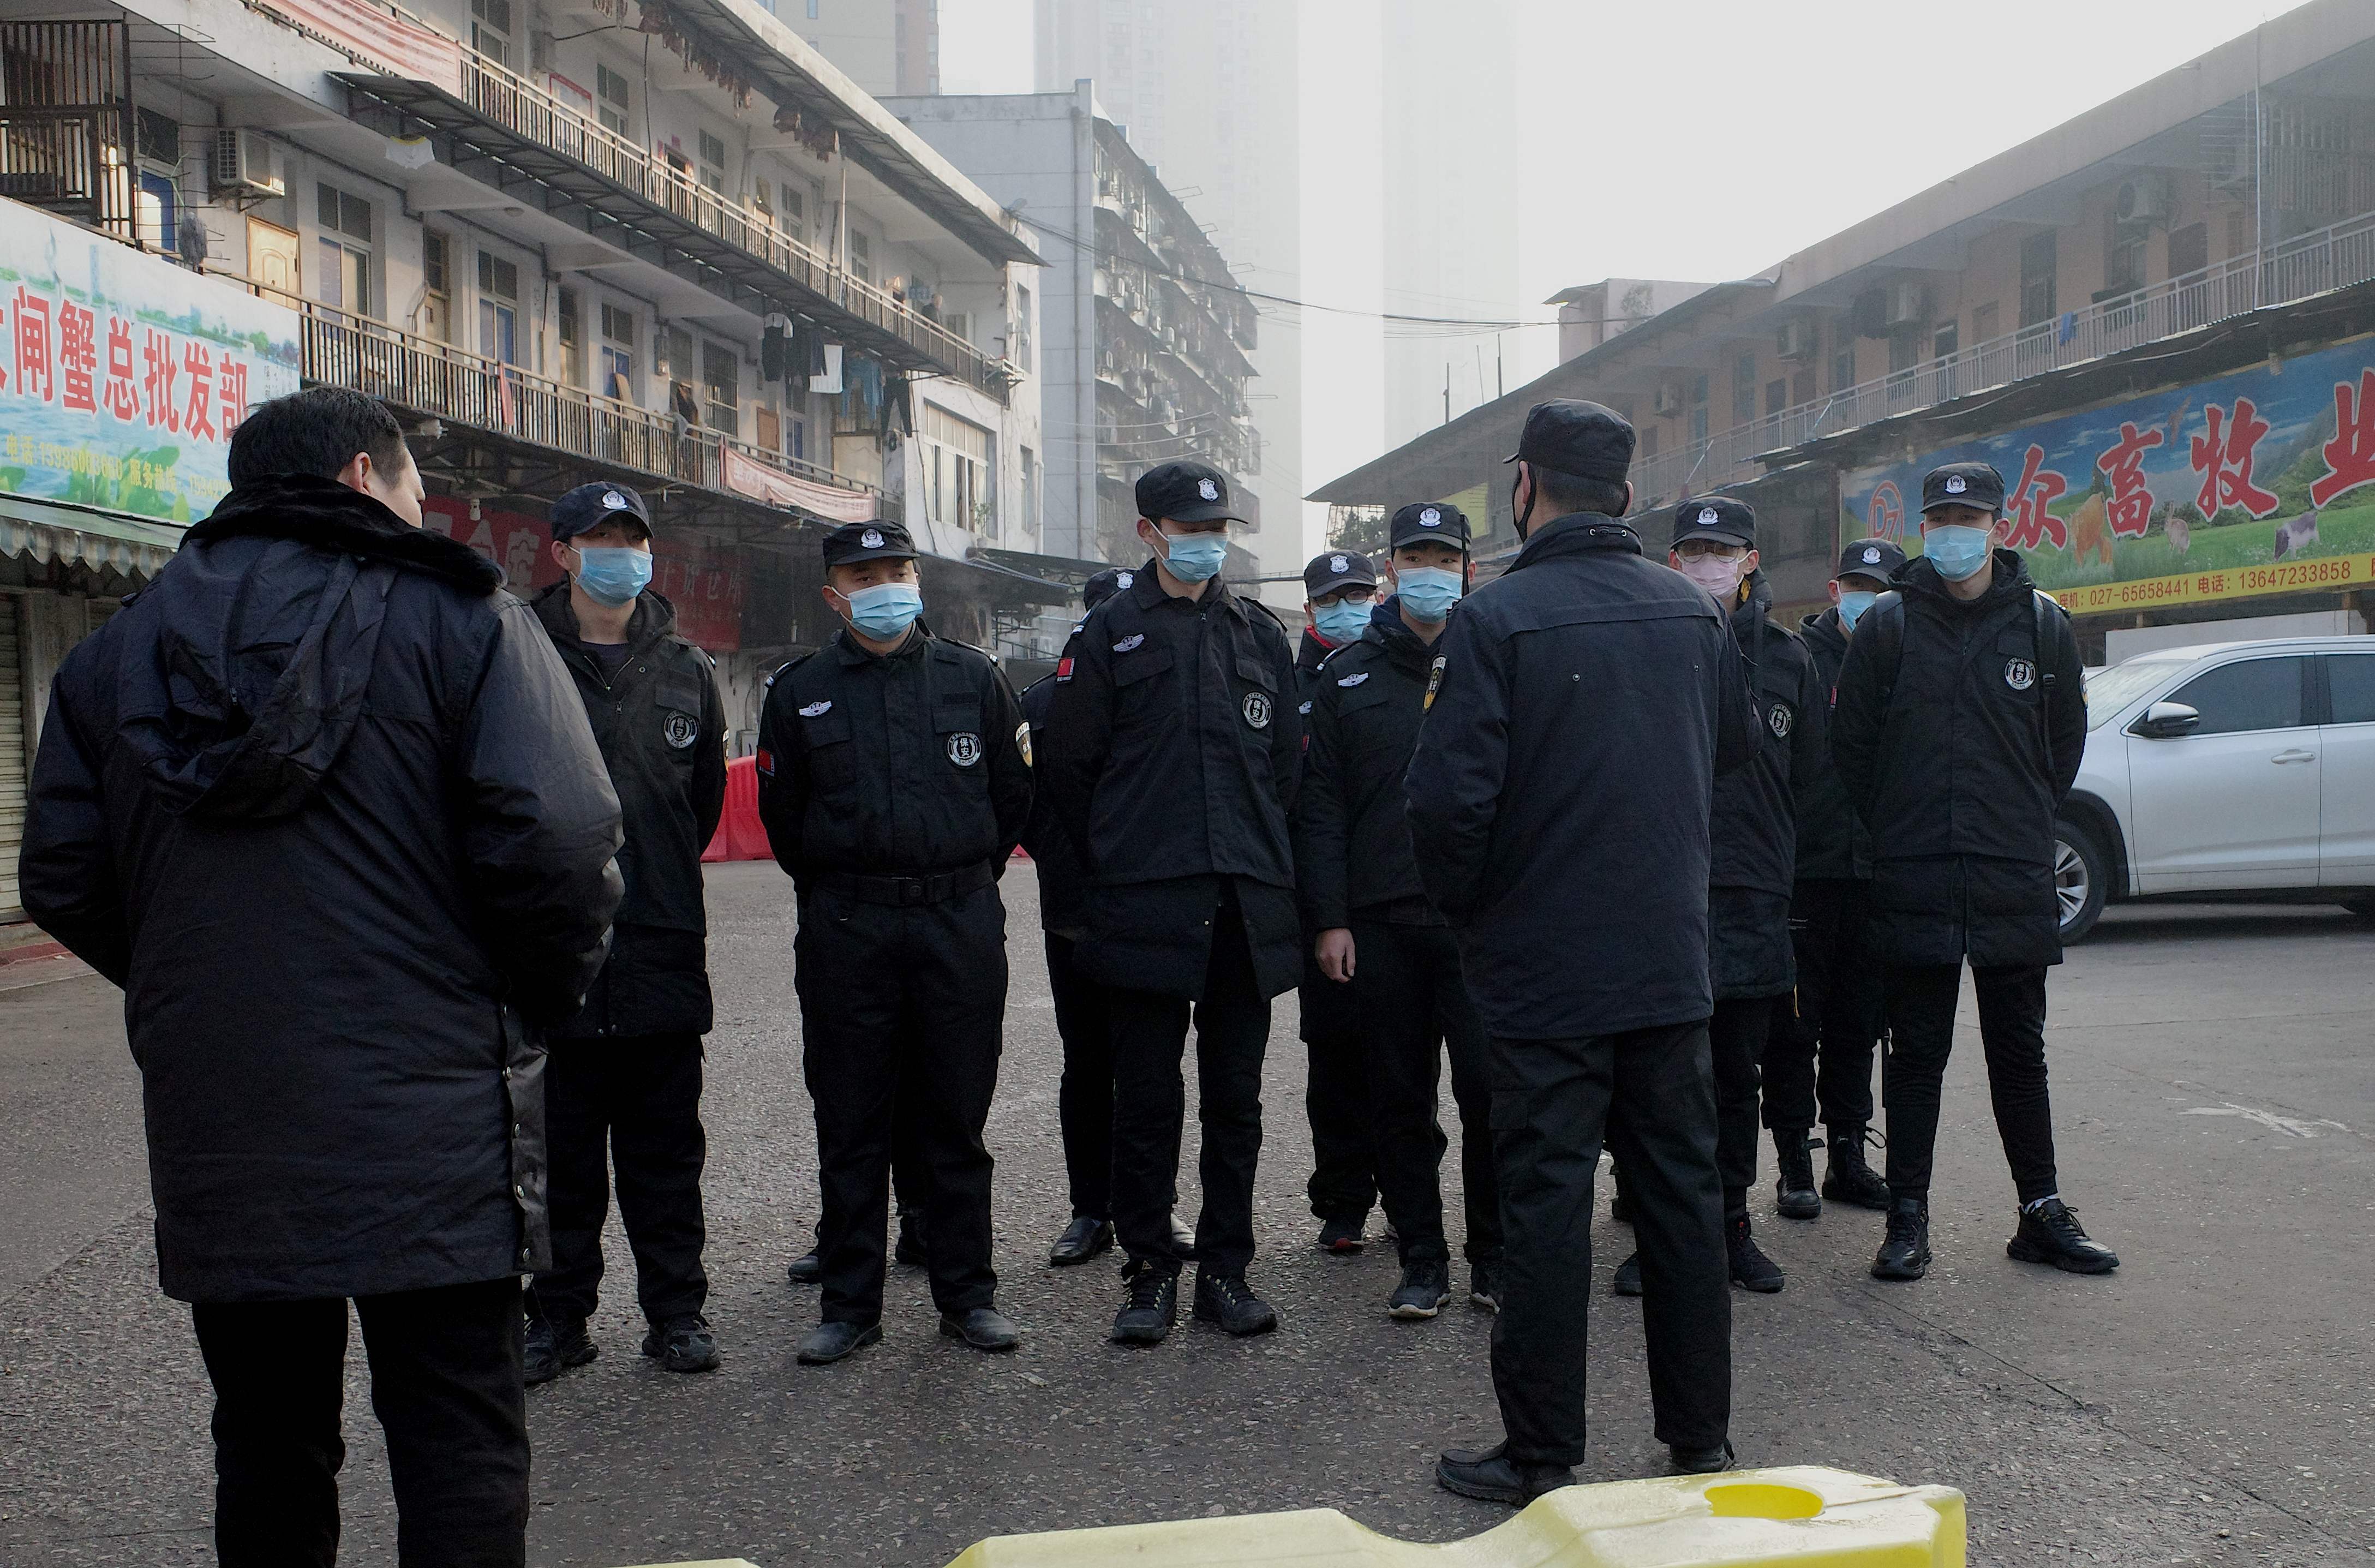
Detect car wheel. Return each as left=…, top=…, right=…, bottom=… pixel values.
left=2055, top=822, right=2109, bottom=943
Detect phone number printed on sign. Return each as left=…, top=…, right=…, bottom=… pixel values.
left=2048, top=552, right=2373, bottom=615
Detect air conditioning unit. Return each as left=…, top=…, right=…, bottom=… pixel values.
left=1883, top=282, right=1927, bottom=328
left=210, top=129, right=283, bottom=199
left=2116, top=173, right=2175, bottom=225
left=1653, top=383, right=1684, bottom=416
left=1775, top=319, right=1817, bottom=361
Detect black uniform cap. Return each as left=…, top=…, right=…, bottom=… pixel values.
left=1835, top=537, right=1908, bottom=583
left=1303, top=549, right=1378, bottom=599
left=1135, top=459, right=1243, bottom=525
left=551, top=481, right=654, bottom=542
left=1389, top=501, right=1471, bottom=550
left=1503, top=399, right=1635, bottom=482
left=1082, top=566, right=1133, bottom=609
left=1671, top=495, right=1756, bottom=550
left=821, top=519, right=919, bottom=567
left=1921, top=461, right=2007, bottom=514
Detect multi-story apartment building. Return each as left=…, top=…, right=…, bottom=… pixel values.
left=0, top=0, right=1061, bottom=926
left=1313, top=1, right=2375, bottom=658
left=782, top=0, right=938, bottom=99
left=887, top=83, right=1262, bottom=585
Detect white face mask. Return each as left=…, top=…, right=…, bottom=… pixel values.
left=1677, top=554, right=1744, bottom=596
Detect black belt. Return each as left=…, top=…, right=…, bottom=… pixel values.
left=814, top=860, right=996, bottom=907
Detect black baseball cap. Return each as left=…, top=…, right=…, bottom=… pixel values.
left=551, top=481, right=653, bottom=542
left=1389, top=501, right=1471, bottom=550
left=1082, top=566, right=1133, bottom=609
left=1303, top=549, right=1377, bottom=600
left=1503, top=399, right=1635, bottom=482
left=1835, top=537, right=1907, bottom=583
left=821, top=519, right=918, bottom=568
left=1921, top=461, right=2006, bottom=514
left=1135, top=459, right=1242, bottom=525
left=1671, top=496, right=1756, bottom=549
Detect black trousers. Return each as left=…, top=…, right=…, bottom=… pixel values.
left=190, top=1277, right=528, bottom=1568
left=1765, top=878, right=1880, bottom=1134
left=1301, top=942, right=1376, bottom=1223
left=1710, top=994, right=1782, bottom=1214
left=1048, top=930, right=1118, bottom=1220
left=1110, top=893, right=1270, bottom=1277
left=1488, top=1021, right=1730, bottom=1465
left=1882, top=962, right=2060, bottom=1207
left=1351, top=918, right=1499, bottom=1264
left=794, top=883, right=1005, bottom=1322
left=534, top=1031, right=708, bottom=1326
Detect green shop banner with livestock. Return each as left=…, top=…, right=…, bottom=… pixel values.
left=1841, top=335, right=2375, bottom=615
left=1, top=199, right=301, bottom=523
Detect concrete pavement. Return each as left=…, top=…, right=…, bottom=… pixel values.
left=1, top=864, right=2370, bottom=1566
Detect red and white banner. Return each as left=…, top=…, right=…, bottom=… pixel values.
left=721, top=444, right=877, bottom=524
left=422, top=496, right=744, bottom=651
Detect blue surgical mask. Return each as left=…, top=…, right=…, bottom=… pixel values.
left=1396, top=566, right=1464, bottom=623
left=1922, top=523, right=1994, bottom=582
left=1836, top=590, right=1878, bottom=631
left=572, top=545, right=653, bottom=607
left=840, top=580, right=923, bottom=640
left=1157, top=529, right=1228, bottom=583
left=1313, top=599, right=1371, bottom=644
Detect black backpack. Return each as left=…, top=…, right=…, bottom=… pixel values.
left=1862, top=586, right=2069, bottom=765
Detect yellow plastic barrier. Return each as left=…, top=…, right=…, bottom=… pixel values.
left=944, top=1465, right=1965, bottom=1567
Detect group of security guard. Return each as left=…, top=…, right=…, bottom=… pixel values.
left=517, top=401, right=2121, bottom=1495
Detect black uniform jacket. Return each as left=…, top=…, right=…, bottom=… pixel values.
left=531, top=583, right=727, bottom=1039
left=1830, top=550, right=2087, bottom=968
left=1294, top=629, right=1336, bottom=725
left=1016, top=672, right=1091, bottom=936
left=1041, top=563, right=1303, bottom=1001
left=1405, top=512, right=1757, bottom=1041
left=1709, top=574, right=1826, bottom=997
left=19, top=476, right=623, bottom=1302
left=754, top=624, right=1031, bottom=888
left=1792, top=607, right=1874, bottom=882
left=1294, top=599, right=1443, bottom=931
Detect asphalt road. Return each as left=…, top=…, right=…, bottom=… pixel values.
left=2, top=865, right=2371, bottom=1567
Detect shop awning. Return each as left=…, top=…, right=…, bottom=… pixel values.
left=0, top=494, right=185, bottom=582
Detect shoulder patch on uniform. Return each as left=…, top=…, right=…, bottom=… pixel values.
left=1297, top=699, right=1313, bottom=715
left=798, top=699, right=833, bottom=718
left=1337, top=671, right=1369, bottom=687
left=1423, top=654, right=1447, bottom=711
left=1015, top=720, right=1032, bottom=767
left=1055, top=656, right=1075, bottom=683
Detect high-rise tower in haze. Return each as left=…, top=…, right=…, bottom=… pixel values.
left=1379, top=0, right=1518, bottom=452
left=1036, top=0, right=1305, bottom=593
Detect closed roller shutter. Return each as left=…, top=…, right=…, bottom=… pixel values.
left=1, top=594, right=25, bottom=924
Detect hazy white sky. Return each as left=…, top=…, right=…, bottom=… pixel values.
left=937, top=0, right=2315, bottom=543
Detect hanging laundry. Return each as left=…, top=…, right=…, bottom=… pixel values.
left=814, top=343, right=845, bottom=396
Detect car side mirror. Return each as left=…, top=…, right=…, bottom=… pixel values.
left=2133, top=700, right=2201, bottom=739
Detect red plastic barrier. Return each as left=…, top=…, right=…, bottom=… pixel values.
left=703, top=755, right=774, bottom=862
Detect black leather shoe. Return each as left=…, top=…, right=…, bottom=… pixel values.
left=1435, top=1440, right=1575, bottom=1505
left=1610, top=1187, right=1632, bottom=1224
left=1726, top=1213, right=1785, bottom=1293
left=1168, top=1211, right=1198, bottom=1258
left=796, top=1319, right=882, bottom=1365
left=1822, top=1127, right=1892, bottom=1210
left=1871, top=1197, right=1931, bottom=1280
left=1192, top=1269, right=1278, bottom=1336
left=785, top=1247, right=823, bottom=1285
left=2007, top=1198, right=2120, bottom=1274
left=1388, top=1259, right=1452, bottom=1320
left=1049, top=1215, right=1114, bottom=1266
left=641, top=1313, right=720, bottom=1373
left=1111, top=1260, right=1178, bottom=1345
left=524, top=1313, right=595, bottom=1385
left=939, top=1306, right=1021, bottom=1351
left=1315, top=1215, right=1366, bottom=1254
left=894, top=1209, right=928, bottom=1267
left=1773, top=1129, right=1821, bottom=1220
left=1611, top=1250, right=1643, bottom=1297
left=1469, top=1259, right=1501, bottom=1311
left=1668, top=1440, right=1737, bottom=1475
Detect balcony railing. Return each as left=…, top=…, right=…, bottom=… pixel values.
left=452, top=53, right=1013, bottom=401
left=1629, top=205, right=2375, bottom=507
left=214, top=274, right=880, bottom=512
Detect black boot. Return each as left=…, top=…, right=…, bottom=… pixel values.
left=641, top=1313, right=720, bottom=1373
left=894, top=1208, right=928, bottom=1267
left=2007, top=1198, right=2120, bottom=1274
left=1436, top=1440, right=1575, bottom=1505
left=524, top=1309, right=595, bottom=1385
left=1611, top=1250, right=1642, bottom=1297
left=1726, top=1213, right=1785, bottom=1292
left=1772, top=1129, right=1820, bottom=1220
left=1111, top=1260, right=1178, bottom=1345
left=1048, top=1214, right=1114, bottom=1266
left=1822, top=1127, right=1892, bottom=1211
left=1387, top=1258, right=1452, bottom=1320
left=1192, top=1268, right=1278, bottom=1336
left=1871, top=1197, right=1930, bottom=1280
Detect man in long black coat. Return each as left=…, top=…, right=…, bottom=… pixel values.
left=20, top=387, right=623, bottom=1568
